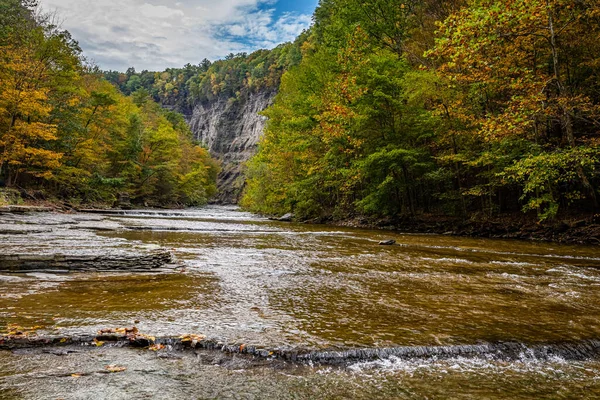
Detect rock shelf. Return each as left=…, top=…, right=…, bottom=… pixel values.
left=2, top=333, right=600, bottom=366
left=0, top=205, right=54, bottom=213
left=0, top=211, right=180, bottom=273
left=0, top=251, right=175, bottom=273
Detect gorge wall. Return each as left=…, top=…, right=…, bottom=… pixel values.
left=186, top=90, right=276, bottom=204
left=103, top=43, right=302, bottom=205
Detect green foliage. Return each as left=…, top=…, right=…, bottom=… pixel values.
left=243, top=1, right=442, bottom=219
left=242, top=0, right=600, bottom=221
left=0, top=2, right=219, bottom=206
left=356, top=147, right=434, bottom=216
left=503, top=147, right=600, bottom=220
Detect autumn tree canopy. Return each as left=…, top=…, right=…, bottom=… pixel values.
left=0, top=0, right=218, bottom=206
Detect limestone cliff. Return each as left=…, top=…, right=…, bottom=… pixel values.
left=186, top=90, right=276, bottom=204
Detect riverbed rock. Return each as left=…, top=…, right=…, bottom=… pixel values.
left=3, top=334, right=600, bottom=366
left=0, top=251, right=175, bottom=273
left=0, top=227, right=52, bottom=235
left=0, top=211, right=180, bottom=272
left=0, top=205, right=54, bottom=214
left=117, top=193, right=132, bottom=210
left=278, top=213, right=295, bottom=222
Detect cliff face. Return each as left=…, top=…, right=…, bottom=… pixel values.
left=187, top=90, right=276, bottom=204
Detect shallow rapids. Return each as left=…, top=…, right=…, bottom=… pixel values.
left=1, top=206, right=600, bottom=398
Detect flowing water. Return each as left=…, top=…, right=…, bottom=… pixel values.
left=1, top=206, right=600, bottom=399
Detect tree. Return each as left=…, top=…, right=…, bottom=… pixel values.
left=429, top=0, right=600, bottom=219
left=0, top=8, right=79, bottom=186
left=0, top=0, right=220, bottom=205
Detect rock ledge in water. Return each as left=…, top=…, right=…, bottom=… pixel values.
left=0, top=205, right=54, bottom=214
left=278, top=213, right=295, bottom=222
left=2, top=334, right=600, bottom=366
left=0, top=251, right=175, bottom=273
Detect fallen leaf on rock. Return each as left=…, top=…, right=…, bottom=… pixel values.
left=96, top=327, right=158, bottom=347
left=1, top=324, right=42, bottom=338
left=105, top=365, right=127, bottom=373
left=180, top=334, right=206, bottom=347
left=93, top=339, right=104, bottom=347
left=149, top=344, right=165, bottom=351
left=180, top=334, right=206, bottom=341
left=137, top=333, right=156, bottom=342
left=98, top=327, right=138, bottom=336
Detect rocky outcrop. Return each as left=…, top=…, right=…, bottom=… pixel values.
left=187, top=90, right=276, bottom=204
left=0, top=205, right=54, bottom=213
left=278, top=213, right=294, bottom=222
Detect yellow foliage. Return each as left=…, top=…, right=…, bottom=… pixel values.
left=0, top=44, right=63, bottom=182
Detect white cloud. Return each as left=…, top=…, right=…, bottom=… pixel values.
left=221, top=8, right=312, bottom=50
left=275, top=13, right=312, bottom=37
left=37, top=0, right=313, bottom=71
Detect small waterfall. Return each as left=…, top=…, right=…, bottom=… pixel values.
left=4, top=334, right=600, bottom=366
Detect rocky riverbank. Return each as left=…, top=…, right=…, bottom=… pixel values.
left=314, top=213, right=600, bottom=245
left=3, top=193, right=599, bottom=245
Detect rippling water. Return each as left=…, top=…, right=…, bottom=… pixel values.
left=1, top=206, right=600, bottom=398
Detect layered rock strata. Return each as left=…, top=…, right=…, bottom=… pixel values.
left=0, top=212, right=177, bottom=273
left=0, top=251, right=173, bottom=273
left=187, top=91, right=276, bottom=203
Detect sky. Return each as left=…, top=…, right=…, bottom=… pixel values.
left=37, top=0, right=319, bottom=72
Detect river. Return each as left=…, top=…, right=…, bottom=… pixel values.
left=1, top=206, right=600, bottom=399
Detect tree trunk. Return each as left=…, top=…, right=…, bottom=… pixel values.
left=546, top=2, right=597, bottom=208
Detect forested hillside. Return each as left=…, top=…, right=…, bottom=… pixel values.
left=103, top=40, right=304, bottom=116
left=242, top=0, right=600, bottom=223
left=0, top=0, right=218, bottom=207
left=102, top=39, right=305, bottom=203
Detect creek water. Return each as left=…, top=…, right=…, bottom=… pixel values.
left=1, top=206, right=600, bottom=399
